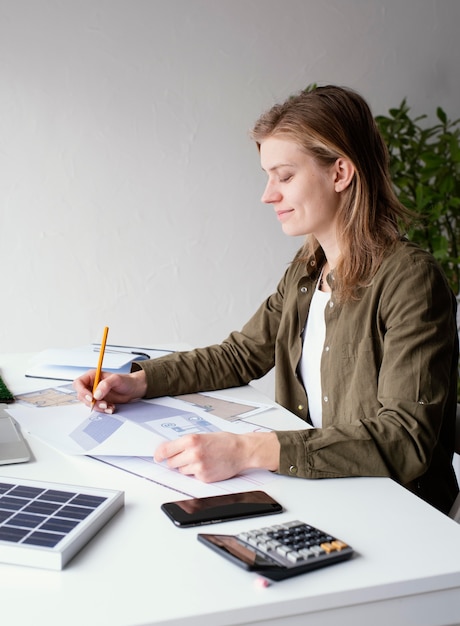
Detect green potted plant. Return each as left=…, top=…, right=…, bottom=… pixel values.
left=375, top=100, right=460, bottom=403
left=375, top=100, right=460, bottom=296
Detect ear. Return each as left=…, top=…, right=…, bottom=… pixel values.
left=333, top=157, right=355, bottom=192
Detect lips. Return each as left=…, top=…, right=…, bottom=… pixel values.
left=276, top=209, right=294, bottom=221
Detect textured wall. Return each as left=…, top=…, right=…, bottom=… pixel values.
left=1, top=1, right=459, bottom=400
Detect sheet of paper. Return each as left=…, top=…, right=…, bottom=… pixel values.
left=174, top=391, right=271, bottom=421
left=93, top=455, right=279, bottom=498
left=16, top=384, right=81, bottom=408
left=7, top=401, right=163, bottom=456
left=8, top=383, right=277, bottom=497
left=9, top=388, right=270, bottom=457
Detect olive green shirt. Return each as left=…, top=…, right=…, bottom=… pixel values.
left=134, top=240, right=459, bottom=514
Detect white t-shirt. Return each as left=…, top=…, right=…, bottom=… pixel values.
left=299, top=279, right=330, bottom=428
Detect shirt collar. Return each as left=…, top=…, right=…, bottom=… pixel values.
left=305, top=248, right=326, bottom=279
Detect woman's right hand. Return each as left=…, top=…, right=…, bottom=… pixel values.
left=73, top=369, right=148, bottom=413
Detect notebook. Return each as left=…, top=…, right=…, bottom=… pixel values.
left=0, top=405, right=30, bottom=465
left=24, top=346, right=147, bottom=381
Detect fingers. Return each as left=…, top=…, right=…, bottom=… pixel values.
left=154, top=433, right=239, bottom=483
left=91, top=377, right=115, bottom=402
left=154, top=436, right=207, bottom=479
left=73, top=370, right=97, bottom=404
left=74, top=369, right=147, bottom=412
left=73, top=370, right=95, bottom=394
left=154, top=437, right=187, bottom=465
left=73, top=371, right=116, bottom=413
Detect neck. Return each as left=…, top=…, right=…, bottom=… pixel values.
left=322, top=254, right=339, bottom=276
left=315, top=233, right=340, bottom=270
left=323, top=249, right=340, bottom=270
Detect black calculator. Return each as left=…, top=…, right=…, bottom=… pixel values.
left=198, top=519, right=354, bottom=581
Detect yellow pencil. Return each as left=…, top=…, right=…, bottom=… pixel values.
left=91, top=326, right=109, bottom=411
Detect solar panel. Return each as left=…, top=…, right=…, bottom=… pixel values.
left=0, top=477, right=124, bottom=569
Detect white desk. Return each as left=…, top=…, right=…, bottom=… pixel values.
left=1, top=352, right=460, bottom=626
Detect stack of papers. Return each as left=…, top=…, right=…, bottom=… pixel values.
left=7, top=385, right=276, bottom=498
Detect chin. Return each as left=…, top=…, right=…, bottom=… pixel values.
left=282, top=224, right=308, bottom=238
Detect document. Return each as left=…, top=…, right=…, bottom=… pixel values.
left=93, top=455, right=280, bottom=498
left=7, top=385, right=277, bottom=498
left=9, top=391, right=264, bottom=456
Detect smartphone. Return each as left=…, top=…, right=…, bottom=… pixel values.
left=161, top=490, right=283, bottom=527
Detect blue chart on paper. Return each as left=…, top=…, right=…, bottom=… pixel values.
left=0, top=477, right=124, bottom=569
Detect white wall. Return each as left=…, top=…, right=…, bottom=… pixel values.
left=1, top=0, right=459, bottom=399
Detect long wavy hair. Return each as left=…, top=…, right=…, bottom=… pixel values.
left=251, top=85, right=412, bottom=301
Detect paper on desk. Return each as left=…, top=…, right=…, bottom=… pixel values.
left=94, top=454, right=280, bottom=498
left=8, top=386, right=279, bottom=498
left=8, top=394, right=266, bottom=457
left=8, top=402, right=156, bottom=455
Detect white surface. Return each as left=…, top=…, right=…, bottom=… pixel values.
left=1, top=1, right=460, bottom=407
left=1, top=353, right=460, bottom=626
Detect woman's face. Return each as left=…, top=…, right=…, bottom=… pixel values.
left=260, top=136, right=340, bottom=242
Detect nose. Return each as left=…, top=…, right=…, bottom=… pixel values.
left=261, top=180, right=282, bottom=204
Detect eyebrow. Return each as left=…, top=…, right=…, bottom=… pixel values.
left=261, top=162, right=295, bottom=173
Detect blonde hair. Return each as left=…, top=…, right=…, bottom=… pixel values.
left=251, top=85, right=411, bottom=301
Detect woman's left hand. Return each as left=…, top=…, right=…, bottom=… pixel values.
left=154, top=431, right=280, bottom=483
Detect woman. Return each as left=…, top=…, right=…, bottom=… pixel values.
left=75, top=85, right=459, bottom=514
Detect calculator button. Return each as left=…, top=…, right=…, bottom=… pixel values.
left=320, top=542, right=335, bottom=553
left=331, top=540, right=348, bottom=551
left=276, top=545, right=291, bottom=557
left=287, top=551, right=303, bottom=563
left=299, top=548, right=315, bottom=559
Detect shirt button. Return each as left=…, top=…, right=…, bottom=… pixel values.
left=329, top=301, right=334, bottom=308
left=289, top=465, right=298, bottom=475
left=300, top=286, right=308, bottom=293
left=323, top=396, right=328, bottom=403
left=324, top=346, right=330, bottom=352
left=297, top=404, right=304, bottom=411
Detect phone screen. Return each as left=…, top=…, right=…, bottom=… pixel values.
left=161, top=490, right=283, bottom=527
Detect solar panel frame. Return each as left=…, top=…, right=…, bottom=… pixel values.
left=0, top=477, right=124, bottom=569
